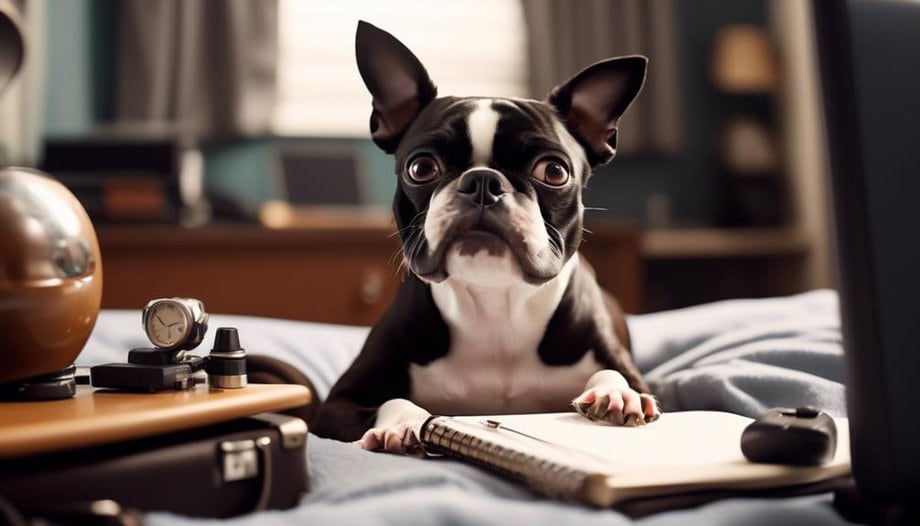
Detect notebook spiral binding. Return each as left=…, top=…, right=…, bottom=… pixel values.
left=421, top=419, right=589, bottom=500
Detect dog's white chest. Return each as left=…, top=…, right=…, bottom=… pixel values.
left=409, top=256, right=599, bottom=414
left=409, top=335, right=599, bottom=415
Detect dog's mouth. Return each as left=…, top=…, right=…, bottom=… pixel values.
left=453, top=221, right=509, bottom=256
left=411, top=209, right=565, bottom=285
left=411, top=211, right=510, bottom=281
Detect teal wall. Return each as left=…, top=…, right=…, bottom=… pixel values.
left=42, top=0, right=95, bottom=135
left=204, top=137, right=395, bottom=205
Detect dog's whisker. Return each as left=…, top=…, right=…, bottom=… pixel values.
left=543, top=220, right=565, bottom=259
left=389, top=247, right=405, bottom=267
left=396, top=225, right=427, bottom=279
left=389, top=210, right=428, bottom=238
left=390, top=223, right=425, bottom=275
left=389, top=211, right=424, bottom=235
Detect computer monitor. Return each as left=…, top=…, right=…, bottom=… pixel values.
left=814, top=0, right=920, bottom=503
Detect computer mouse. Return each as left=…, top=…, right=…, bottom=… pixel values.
left=741, top=406, right=838, bottom=466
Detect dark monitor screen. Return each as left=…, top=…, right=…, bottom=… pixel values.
left=814, top=0, right=920, bottom=501
left=276, top=149, right=364, bottom=207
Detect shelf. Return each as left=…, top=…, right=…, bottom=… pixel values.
left=642, top=227, right=810, bottom=259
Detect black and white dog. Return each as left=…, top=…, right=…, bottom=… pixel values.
left=312, top=22, right=659, bottom=453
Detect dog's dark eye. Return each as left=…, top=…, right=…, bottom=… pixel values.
left=407, top=156, right=441, bottom=183
left=531, top=159, right=570, bottom=186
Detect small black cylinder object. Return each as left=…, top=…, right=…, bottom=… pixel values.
left=206, top=327, right=247, bottom=389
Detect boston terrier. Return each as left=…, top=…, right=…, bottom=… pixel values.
left=312, top=21, right=659, bottom=453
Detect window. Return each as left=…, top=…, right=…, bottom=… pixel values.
left=272, top=0, right=528, bottom=136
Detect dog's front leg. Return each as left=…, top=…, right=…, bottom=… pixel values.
left=356, top=398, right=431, bottom=455
left=573, top=370, right=660, bottom=426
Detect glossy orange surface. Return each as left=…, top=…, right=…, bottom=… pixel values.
left=0, top=168, right=103, bottom=383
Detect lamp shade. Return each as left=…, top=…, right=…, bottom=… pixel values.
left=711, top=25, right=779, bottom=94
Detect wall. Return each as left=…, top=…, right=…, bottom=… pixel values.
left=42, top=0, right=93, bottom=135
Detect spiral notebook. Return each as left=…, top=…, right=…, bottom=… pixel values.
left=419, top=411, right=851, bottom=509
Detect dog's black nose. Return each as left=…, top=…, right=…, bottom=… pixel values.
left=457, top=170, right=507, bottom=208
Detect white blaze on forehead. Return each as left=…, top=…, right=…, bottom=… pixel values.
left=467, top=99, right=501, bottom=166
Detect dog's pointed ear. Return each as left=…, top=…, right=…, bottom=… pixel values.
left=547, top=56, right=647, bottom=166
left=356, top=21, right=437, bottom=153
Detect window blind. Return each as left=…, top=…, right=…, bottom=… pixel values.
left=272, top=0, right=528, bottom=136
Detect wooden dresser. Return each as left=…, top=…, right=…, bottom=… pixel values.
left=96, top=216, right=643, bottom=326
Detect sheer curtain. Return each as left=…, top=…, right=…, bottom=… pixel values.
left=115, top=0, right=278, bottom=139
left=523, top=0, right=682, bottom=155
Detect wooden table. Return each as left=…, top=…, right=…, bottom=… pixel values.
left=0, top=384, right=311, bottom=459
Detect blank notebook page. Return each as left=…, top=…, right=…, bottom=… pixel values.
left=443, top=411, right=850, bottom=489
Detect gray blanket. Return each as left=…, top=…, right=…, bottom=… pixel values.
left=77, top=290, right=850, bottom=525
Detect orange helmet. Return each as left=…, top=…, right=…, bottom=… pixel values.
left=0, top=168, right=103, bottom=387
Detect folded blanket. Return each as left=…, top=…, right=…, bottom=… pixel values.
left=627, top=290, right=845, bottom=418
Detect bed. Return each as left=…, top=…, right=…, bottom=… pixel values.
left=76, top=290, right=852, bottom=525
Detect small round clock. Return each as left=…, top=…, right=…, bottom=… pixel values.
left=142, top=298, right=209, bottom=351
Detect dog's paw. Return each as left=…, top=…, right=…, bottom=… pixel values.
left=355, top=423, right=423, bottom=456
left=573, top=386, right=660, bottom=426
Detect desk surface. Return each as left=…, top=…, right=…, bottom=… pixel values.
left=0, top=383, right=311, bottom=459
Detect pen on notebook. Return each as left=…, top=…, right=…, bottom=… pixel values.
left=477, top=418, right=612, bottom=465
left=482, top=419, right=556, bottom=445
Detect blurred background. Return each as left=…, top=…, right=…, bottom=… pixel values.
left=0, top=0, right=833, bottom=323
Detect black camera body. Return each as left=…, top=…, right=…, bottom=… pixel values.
left=91, top=348, right=207, bottom=391
left=90, top=328, right=247, bottom=392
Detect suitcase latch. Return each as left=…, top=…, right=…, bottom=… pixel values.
left=220, top=437, right=271, bottom=482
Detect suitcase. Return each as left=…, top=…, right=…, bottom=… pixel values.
left=0, top=413, right=309, bottom=520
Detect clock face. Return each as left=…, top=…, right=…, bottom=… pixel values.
left=145, top=301, right=192, bottom=349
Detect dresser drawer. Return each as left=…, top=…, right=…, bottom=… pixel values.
left=98, top=225, right=402, bottom=326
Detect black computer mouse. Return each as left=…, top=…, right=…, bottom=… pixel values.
left=741, top=406, right=838, bottom=466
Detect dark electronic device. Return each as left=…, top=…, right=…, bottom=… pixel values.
left=814, top=0, right=920, bottom=505
left=41, top=136, right=186, bottom=223
left=741, top=407, right=838, bottom=466
left=90, top=348, right=207, bottom=392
